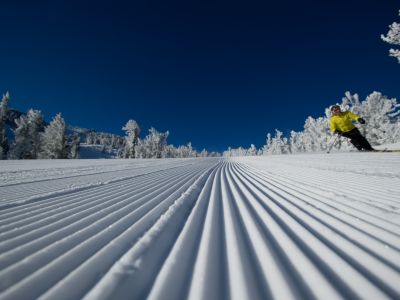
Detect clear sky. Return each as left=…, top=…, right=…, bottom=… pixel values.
left=0, top=0, right=399, bottom=152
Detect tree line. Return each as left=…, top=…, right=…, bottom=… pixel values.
left=0, top=92, right=218, bottom=160
left=224, top=91, right=400, bottom=156
left=0, top=92, right=78, bottom=159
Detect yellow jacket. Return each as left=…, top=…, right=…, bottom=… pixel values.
left=329, top=111, right=360, bottom=133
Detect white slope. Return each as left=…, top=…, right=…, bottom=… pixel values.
left=374, top=142, right=400, bottom=151
left=0, top=153, right=399, bottom=300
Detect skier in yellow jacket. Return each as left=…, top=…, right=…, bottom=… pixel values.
left=329, top=105, right=375, bottom=151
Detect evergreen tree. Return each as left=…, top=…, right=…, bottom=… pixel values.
left=199, top=149, right=209, bottom=157
left=248, top=144, right=257, bottom=156
left=122, top=119, right=140, bottom=158
left=260, top=130, right=289, bottom=155
left=142, top=127, right=169, bottom=158
left=381, top=10, right=400, bottom=63
left=272, top=130, right=290, bottom=154
left=302, top=116, right=330, bottom=152
left=133, top=139, right=148, bottom=158
left=261, top=133, right=273, bottom=155
left=289, top=131, right=306, bottom=153
left=39, top=113, right=68, bottom=159
left=69, top=136, right=80, bottom=159
left=184, top=142, right=196, bottom=158
left=223, top=147, right=232, bottom=157
left=353, top=91, right=400, bottom=145
left=10, top=109, right=44, bottom=159
left=0, top=92, right=10, bottom=159
left=28, top=110, right=45, bottom=157
left=10, top=114, right=29, bottom=159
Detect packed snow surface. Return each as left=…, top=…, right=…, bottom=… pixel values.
left=0, top=153, right=400, bottom=300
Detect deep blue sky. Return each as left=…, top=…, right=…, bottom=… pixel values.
left=0, top=0, right=399, bottom=152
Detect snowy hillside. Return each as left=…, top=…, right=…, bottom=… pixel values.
left=0, top=154, right=400, bottom=299
left=79, top=144, right=119, bottom=159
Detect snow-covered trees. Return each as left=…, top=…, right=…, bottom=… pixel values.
left=85, top=130, right=124, bottom=156
left=300, top=116, right=331, bottom=152
left=0, top=92, right=10, bottom=159
left=39, top=113, right=69, bottom=159
left=0, top=93, right=77, bottom=159
left=174, top=142, right=197, bottom=158
left=121, top=119, right=141, bottom=158
left=381, top=10, right=400, bottom=63
left=302, top=92, right=398, bottom=153
left=138, top=127, right=169, bottom=159
left=289, top=131, right=306, bottom=153
left=119, top=119, right=204, bottom=159
left=264, top=130, right=290, bottom=155
left=247, top=144, right=257, bottom=156
left=226, top=91, right=400, bottom=156
left=69, top=136, right=80, bottom=159
left=0, top=91, right=210, bottom=159
left=340, top=91, right=400, bottom=145
left=10, top=109, right=44, bottom=159
left=199, top=149, right=209, bottom=157
left=223, top=144, right=260, bottom=156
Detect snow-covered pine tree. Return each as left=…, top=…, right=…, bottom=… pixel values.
left=302, top=116, right=331, bottom=152
left=266, top=130, right=290, bottom=155
left=122, top=119, right=140, bottom=158
left=351, top=91, right=400, bottom=145
left=223, top=147, right=232, bottom=157
left=381, top=10, right=400, bottom=63
left=133, top=139, right=147, bottom=158
left=183, top=142, right=197, bottom=158
left=145, top=127, right=169, bottom=158
left=28, top=110, right=45, bottom=157
left=161, top=144, right=175, bottom=158
left=199, top=149, right=209, bottom=157
left=229, top=146, right=247, bottom=156
left=341, top=91, right=361, bottom=110
left=69, top=136, right=80, bottom=159
left=10, top=109, right=44, bottom=159
left=9, top=114, right=29, bottom=159
left=261, top=133, right=273, bottom=155
left=176, top=145, right=187, bottom=158
left=39, top=113, right=68, bottom=159
left=0, top=92, right=10, bottom=159
left=289, top=131, right=306, bottom=153
left=248, top=144, right=257, bottom=156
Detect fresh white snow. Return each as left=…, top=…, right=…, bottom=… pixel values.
left=375, top=141, right=400, bottom=151
left=0, top=153, right=400, bottom=299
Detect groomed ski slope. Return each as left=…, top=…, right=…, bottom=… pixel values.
left=0, top=154, right=400, bottom=300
